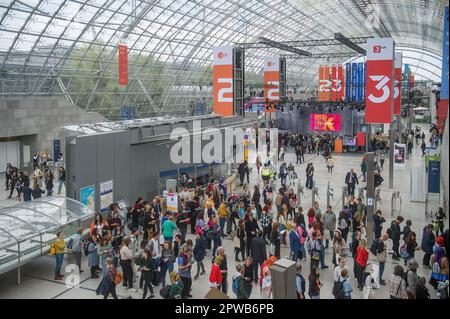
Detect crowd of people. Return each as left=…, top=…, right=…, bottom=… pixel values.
left=49, top=165, right=448, bottom=300
left=5, top=160, right=66, bottom=201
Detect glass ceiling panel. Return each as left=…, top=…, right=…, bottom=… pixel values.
left=0, top=0, right=445, bottom=119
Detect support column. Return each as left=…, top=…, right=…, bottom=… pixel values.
left=389, top=126, right=395, bottom=189
left=365, top=152, right=375, bottom=246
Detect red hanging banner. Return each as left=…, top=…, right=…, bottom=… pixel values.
left=356, top=132, right=366, bottom=146
left=365, top=38, right=394, bottom=124
left=331, top=65, right=338, bottom=101
left=118, top=44, right=128, bottom=86
left=393, top=52, right=402, bottom=115
left=337, top=66, right=344, bottom=101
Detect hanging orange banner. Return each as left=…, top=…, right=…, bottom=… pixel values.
left=213, top=46, right=234, bottom=116
left=118, top=44, right=128, bottom=86
left=318, top=65, right=331, bottom=101
left=264, top=56, right=280, bottom=113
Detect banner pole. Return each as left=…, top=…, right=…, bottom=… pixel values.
left=389, top=126, right=395, bottom=188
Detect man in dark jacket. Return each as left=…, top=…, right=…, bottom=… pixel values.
left=421, top=224, right=435, bottom=267
left=245, top=214, right=259, bottom=257
left=345, top=168, right=358, bottom=197
left=351, top=231, right=361, bottom=278
left=238, top=162, right=246, bottom=186
left=251, top=231, right=267, bottom=284
left=373, top=210, right=386, bottom=239
left=390, top=216, right=404, bottom=260
left=193, top=232, right=206, bottom=280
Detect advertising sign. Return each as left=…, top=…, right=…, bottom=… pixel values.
left=357, top=62, right=364, bottom=101
left=343, top=137, right=357, bottom=146
left=394, top=143, right=406, bottom=167
left=331, top=65, right=344, bottom=101
left=345, top=63, right=351, bottom=101
left=356, top=132, right=366, bottom=147
left=53, top=139, right=60, bottom=161
left=80, top=185, right=95, bottom=212
left=428, top=160, right=441, bottom=194
left=166, top=193, right=178, bottom=212
left=118, top=44, right=128, bottom=85
left=100, top=180, right=113, bottom=213
left=213, top=46, right=233, bottom=116
left=318, top=65, right=330, bottom=102
left=310, top=114, right=341, bottom=132
left=394, top=52, right=402, bottom=115
left=264, top=56, right=280, bottom=112
left=441, top=6, right=449, bottom=100
left=363, top=62, right=367, bottom=99
left=366, top=38, right=394, bottom=124
left=351, top=63, right=357, bottom=101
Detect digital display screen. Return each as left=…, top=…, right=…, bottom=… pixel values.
left=310, top=114, right=341, bottom=132
left=343, top=137, right=356, bottom=146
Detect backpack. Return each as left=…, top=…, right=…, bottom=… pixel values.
left=49, top=243, right=56, bottom=255
left=370, top=239, right=380, bottom=256
left=160, top=284, right=171, bottom=299
left=332, top=278, right=346, bottom=299
left=82, top=241, right=89, bottom=256
left=232, top=276, right=239, bottom=294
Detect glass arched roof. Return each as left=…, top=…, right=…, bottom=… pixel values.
left=0, top=0, right=446, bottom=118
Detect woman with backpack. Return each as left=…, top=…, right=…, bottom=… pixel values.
left=160, top=241, right=175, bottom=287
left=390, top=265, right=407, bottom=299
left=140, top=249, right=155, bottom=299
left=337, top=209, right=350, bottom=243
left=95, top=257, right=118, bottom=299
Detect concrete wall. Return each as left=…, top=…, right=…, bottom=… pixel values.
left=0, top=97, right=105, bottom=169
left=66, top=116, right=252, bottom=212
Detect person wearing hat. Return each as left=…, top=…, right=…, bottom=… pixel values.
left=209, top=255, right=223, bottom=288
left=178, top=245, right=193, bottom=298
left=434, top=236, right=446, bottom=265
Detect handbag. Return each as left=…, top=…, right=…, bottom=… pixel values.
left=114, top=271, right=123, bottom=285
left=233, top=236, right=241, bottom=249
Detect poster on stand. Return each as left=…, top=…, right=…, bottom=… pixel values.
left=166, top=193, right=178, bottom=212
left=80, top=185, right=96, bottom=212
left=100, top=180, right=114, bottom=213
left=394, top=143, right=406, bottom=167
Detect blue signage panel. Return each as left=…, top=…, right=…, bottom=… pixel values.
left=351, top=63, right=358, bottom=101
left=53, top=139, right=60, bottom=161
left=357, top=62, right=364, bottom=101
left=428, top=160, right=441, bottom=194
left=441, top=6, right=449, bottom=99
left=345, top=63, right=351, bottom=101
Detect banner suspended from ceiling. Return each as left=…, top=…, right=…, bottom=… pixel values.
left=345, top=63, right=351, bottom=101
left=118, top=44, right=128, bottom=85
left=365, top=37, right=395, bottom=124
left=213, top=46, right=234, bottom=116
left=264, top=56, right=280, bottom=112
left=394, top=52, right=402, bottom=115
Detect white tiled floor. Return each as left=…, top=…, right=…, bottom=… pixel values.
left=0, top=123, right=447, bottom=299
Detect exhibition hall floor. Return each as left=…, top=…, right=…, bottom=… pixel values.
left=0, top=124, right=445, bottom=299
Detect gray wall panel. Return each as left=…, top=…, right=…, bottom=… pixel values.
left=113, top=132, right=131, bottom=205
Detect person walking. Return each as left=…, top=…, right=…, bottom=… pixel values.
left=305, top=163, right=314, bottom=190
left=323, top=206, right=336, bottom=249
left=389, top=216, right=404, bottom=260
left=140, top=249, right=156, bottom=299
left=345, top=168, right=358, bottom=197
left=95, top=257, right=118, bottom=299
left=373, top=210, right=386, bottom=239
left=308, top=265, right=322, bottom=299
left=421, top=224, right=435, bottom=267
left=376, top=233, right=389, bottom=285
left=289, top=221, right=302, bottom=262
left=234, top=220, right=246, bottom=262
left=178, top=245, right=193, bottom=299
left=193, top=231, right=207, bottom=280
left=326, top=155, right=334, bottom=174
left=360, top=157, right=367, bottom=182
left=57, top=166, right=65, bottom=194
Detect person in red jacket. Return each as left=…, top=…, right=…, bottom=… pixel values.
left=355, top=239, right=369, bottom=291
left=209, top=255, right=223, bottom=288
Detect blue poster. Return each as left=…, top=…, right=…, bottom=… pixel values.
left=357, top=63, right=363, bottom=101
left=53, top=139, right=60, bottom=161
left=345, top=63, right=351, bottom=101
left=441, top=6, right=449, bottom=99
left=80, top=185, right=96, bottom=212
left=428, top=160, right=440, bottom=194
left=351, top=63, right=358, bottom=101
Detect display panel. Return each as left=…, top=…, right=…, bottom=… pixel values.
left=309, top=114, right=341, bottom=132
left=343, top=137, right=357, bottom=146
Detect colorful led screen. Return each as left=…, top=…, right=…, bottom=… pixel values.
left=310, top=114, right=341, bottom=132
